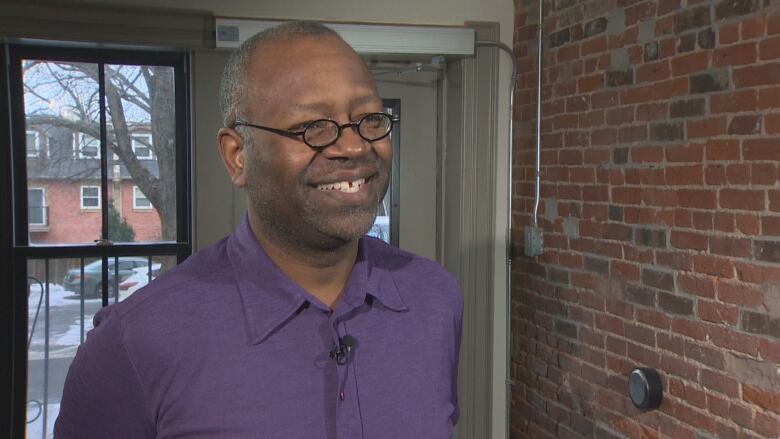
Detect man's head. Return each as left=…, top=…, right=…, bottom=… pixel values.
left=217, top=21, right=392, bottom=258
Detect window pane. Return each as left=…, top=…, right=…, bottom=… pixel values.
left=367, top=103, right=396, bottom=244
left=28, top=189, right=46, bottom=227
left=27, top=131, right=39, bottom=157
left=27, top=257, right=102, bottom=438
left=106, top=64, right=176, bottom=242
left=24, top=60, right=102, bottom=245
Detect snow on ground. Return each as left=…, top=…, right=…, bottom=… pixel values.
left=26, top=401, right=59, bottom=439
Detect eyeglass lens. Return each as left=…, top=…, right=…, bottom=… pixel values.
left=303, top=113, right=392, bottom=147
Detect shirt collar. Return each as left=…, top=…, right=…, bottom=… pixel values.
left=227, top=214, right=408, bottom=345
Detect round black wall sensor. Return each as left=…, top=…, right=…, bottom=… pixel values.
left=628, top=367, right=663, bottom=409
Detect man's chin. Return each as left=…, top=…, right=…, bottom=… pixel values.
left=316, top=211, right=377, bottom=244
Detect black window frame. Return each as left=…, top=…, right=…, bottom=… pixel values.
left=3, top=43, right=192, bottom=439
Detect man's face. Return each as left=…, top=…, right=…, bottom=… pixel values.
left=241, top=35, right=392, bottom=252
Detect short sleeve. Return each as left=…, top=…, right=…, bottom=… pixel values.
left=54, top=306, right=155, bottom=439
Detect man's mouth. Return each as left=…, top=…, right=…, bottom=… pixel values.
left=316, top=177, right=366, bottom=194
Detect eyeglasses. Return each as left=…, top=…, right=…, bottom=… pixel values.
left=231, top=112, right=399, bottom=149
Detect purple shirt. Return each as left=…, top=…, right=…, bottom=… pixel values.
left=55, top=216, right=462, bottom=438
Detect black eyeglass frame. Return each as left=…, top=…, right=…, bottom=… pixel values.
left=231, top=112, right=400, bottom=148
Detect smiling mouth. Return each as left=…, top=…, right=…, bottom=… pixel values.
left=316, top=177, right=367, bottom=193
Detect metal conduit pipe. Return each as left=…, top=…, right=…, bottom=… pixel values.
left=476, top=0, right=543, bottom=434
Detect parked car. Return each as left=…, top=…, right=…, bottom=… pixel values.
left=118, top=263, right=162, bottom=296
left=63, top=257, right=152, bottom=298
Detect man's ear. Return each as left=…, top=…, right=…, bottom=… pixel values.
left=217, top=127, right=247, bottom=187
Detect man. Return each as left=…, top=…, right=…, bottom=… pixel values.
left=55, top=21, right=462, bottom=438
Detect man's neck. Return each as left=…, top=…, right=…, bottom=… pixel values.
left=248, top=214, right=358, bottom=308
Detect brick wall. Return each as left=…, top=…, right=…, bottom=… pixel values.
left=30, top=181, right=161, bottom=244
left=512, top=0, right=780, bottom=437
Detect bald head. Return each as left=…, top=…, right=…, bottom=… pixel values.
left=218, top=21, right=346, bottom=128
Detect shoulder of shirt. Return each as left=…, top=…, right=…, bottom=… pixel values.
left=363, top=236, right=462, bottom=308
left=98, top=236, right=235, bottom=322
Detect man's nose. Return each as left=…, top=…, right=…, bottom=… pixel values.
left=320, top=124, right=371, bottom=159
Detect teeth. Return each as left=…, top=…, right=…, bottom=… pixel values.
left=317, top=178, right=365, bottom=193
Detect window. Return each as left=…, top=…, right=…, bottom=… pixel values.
left=26, top=130, right=40, bottom=157
left=10, top=46, right=190, bottom=438
left=80, top=185, right=100, bottom=209
left=75, top=132, right=100, bottom=159
left=131, top=133, right=153, bottom=159
left=133, top=186, right=152, bottom=209
left=28, top=188, right=47, bottom=227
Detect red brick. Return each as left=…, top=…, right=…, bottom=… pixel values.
left=612, top=187, right=642, bottom=205
left=618, top=125, right=647, bottom=142
left=637, top=60, right=670, bottom=83
left=625, top=1, right=656, bottom=25
left=705, top=139, right=739, bottom=160
left=621, top=84, right=653, bottom=105
left=751, top=163, right=776, bottom=186
left=697, top=300, right=738, bottom=325
left=693, top=255, right=734, bottom=278
left=759, top=338, right=780, bottom=363
left=671, top=231, right=708, bottom=251
left=763, top=216, right=780, bottom=236
left=666, top=143, right=703, bottom=162
left=656, top=250, right=693, bottom=271
left=636, top=308, right=672, bottom=330
left=742, top=15, right=766, bottom=39
left=709, top=236, right=752, bottom=258
left=659, top=353, right=696, bottom=380
left=725, top=163, right=750, bottom=185
left=710, top=89, right=757, bottom=113
left=677, top=274, right=715, bottom=298
left=687, top=116, right=727, bottom=138
left=713, top=212, right=734, bottom=232
left=771, top=14, right=780, bottom=35
left=735, top=214, right=760, bottom=234
left=670, top=51, right=710, bottom=76
left=671, top=318, right=708, bottom=340
left=651, top=77, right=688, bottom=100
left=658, top=0, right=680, bottom=15
left=719, top=23, right=739, bottom=45
left=701, top=368, right=739, bottom=396
left=742, top=385, right=780, bottom=415
left=643, top=188, right=678, bottom=207
left=658, top=332, right=685, bottom=356
left=632, top=146, right=663, bottom=163
left=753, top=412, right=780, bottom=437
left=707, top=393, right=730, bottom=418
left=666, top=165, right=703, bottom=185
left=692, top=211, right=713, bottom=231
left=767, top=113, right=780, bottom=134
left=596, top=313, right=625, bottom=335
left=718, top=280, right=763, bottom=307
left=744, top=138, right=780, bottom=159
left=636, top=103, right=668, bottom=121
left=584, top=147, right=611, bottom=164
left=713, top=42, right=757, bottom=67
left=611, top=260, right=640, bottom=281
left=577, top=73, right=603, bottom=93
left=730, top=403, right=753, bottom=430
left=709, top=326, right=758, bottom=356
left=677, top=189, right=717, bottom=209
left=728, top=114, right=762, bottom=135
left=759, top=35, right=780, bottom=60
left=758, top=86, right=780, bottom=109
left=719, top=188, right=765, bottom=211
left=733, top=63, right=780, bottom=88
left=705, top=165, right=726, bottom=186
